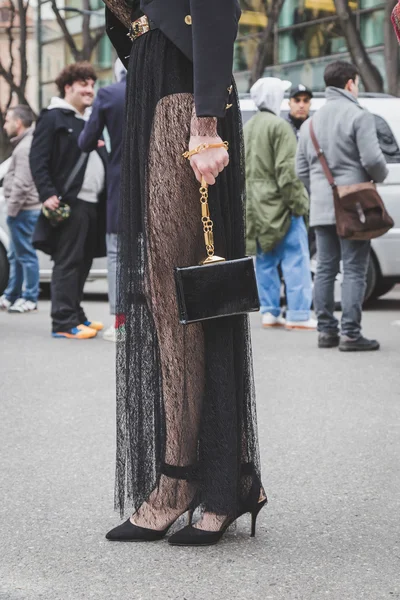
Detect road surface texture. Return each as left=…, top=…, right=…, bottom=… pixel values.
left=1, top=285, right=400, bottom=600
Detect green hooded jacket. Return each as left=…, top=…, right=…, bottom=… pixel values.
left=244, top=110, right=309, bottom=255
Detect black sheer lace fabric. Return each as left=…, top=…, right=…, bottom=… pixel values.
left=104, top=2, right=264, bottom=525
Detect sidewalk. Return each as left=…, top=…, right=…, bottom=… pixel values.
left=1, top=294, right=400, bottom=599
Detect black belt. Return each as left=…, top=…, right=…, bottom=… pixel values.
left=127, top=15, right=158, bottom=41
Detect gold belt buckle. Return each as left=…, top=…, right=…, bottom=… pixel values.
left=128, top=15, right=150, bottom=41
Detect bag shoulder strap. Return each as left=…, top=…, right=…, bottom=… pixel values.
left=309, top=119, right=337, bottom=190
left=60, top=152, right=88, bottom=199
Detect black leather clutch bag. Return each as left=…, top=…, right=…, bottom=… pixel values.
left=174, top=179, right=260, bottom=325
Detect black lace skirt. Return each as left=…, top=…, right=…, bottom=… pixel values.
left=116, top=28, right=262, bottom=518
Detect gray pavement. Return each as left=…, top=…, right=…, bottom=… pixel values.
left=1, top=288, right=400, bottom=600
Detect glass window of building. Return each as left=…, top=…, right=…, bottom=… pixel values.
left=236, top=0, right=387, bottom=93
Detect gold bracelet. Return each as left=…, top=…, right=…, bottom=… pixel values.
left=182, top=141, right=229, bottom=160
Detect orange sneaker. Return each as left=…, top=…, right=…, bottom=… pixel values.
left=83, top=320, right=104, bottom=332
left=52, top=325, right=98, bottom=339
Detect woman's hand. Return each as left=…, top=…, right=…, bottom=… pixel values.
left=189, top=135, right=230, bottom=186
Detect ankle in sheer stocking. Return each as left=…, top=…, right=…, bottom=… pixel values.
left=130, top=475, right=195, bottom=531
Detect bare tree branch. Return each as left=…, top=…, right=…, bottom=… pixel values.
left=17, top=0, right=29, bottom=100
left=7, top=1, right=16, bottom=80
left=0, top=0, right=33, bottom=159
left=50, top=0, right=81, bottom=61
left=250, top=0, right=286, bottom=87
left=333, top=0, right=383, bottom=92
left=49, top=0, right=106, bottom=62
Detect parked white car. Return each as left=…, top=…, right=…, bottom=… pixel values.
left=1, top=93, right=399, bottom=301
left=241, top=93, right=400, bottom=301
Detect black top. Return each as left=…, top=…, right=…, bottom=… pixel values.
left=105, top=0, right=241, bottom=118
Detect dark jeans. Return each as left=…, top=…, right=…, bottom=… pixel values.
left=314, top=226, right=370, bottom=339
left=51, top=200, right=97, bottom=332
left=5, top=210, right=41, bottom=303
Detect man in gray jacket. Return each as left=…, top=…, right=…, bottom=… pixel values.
left=296, top=61, right=388, bottom=352
left=0, top=105, right=41, bottom=314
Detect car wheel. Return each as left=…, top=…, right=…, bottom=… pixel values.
left=370, top=280, right=396, bottom=300
left=0, top=243, right=9, bottom=295
left=364, top=255, right=378, bottom=303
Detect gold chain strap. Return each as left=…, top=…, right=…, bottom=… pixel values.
left=183, top=141, right=229, bottom=160
left=199, top=178, right=225, bottom=265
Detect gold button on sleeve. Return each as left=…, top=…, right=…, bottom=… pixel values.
left=185, top=15, right=192, bottom=25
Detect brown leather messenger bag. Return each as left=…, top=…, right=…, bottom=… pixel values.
left=309, top=119, right=393, bottom=240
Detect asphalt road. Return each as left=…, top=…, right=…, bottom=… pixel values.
left=1, top=287, right=400, bottom=600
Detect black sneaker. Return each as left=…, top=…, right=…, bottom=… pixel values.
left=339, top=336, right=380, bottom=352
left=318, top=333, right=340, bottom=348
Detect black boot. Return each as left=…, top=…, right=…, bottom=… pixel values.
left=318, top=333, right=340, bottom=348
left=339, top=336, right=380, bottom=352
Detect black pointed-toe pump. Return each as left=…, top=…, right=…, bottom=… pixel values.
left=106, top=463, right=196, bottom=542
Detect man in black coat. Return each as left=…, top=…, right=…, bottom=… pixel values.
left=78, top=60, right=127, bottom=342
left=30, top=62, right=107, bottom=339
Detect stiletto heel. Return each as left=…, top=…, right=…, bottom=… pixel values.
left=250, top=498, right=268, bottom=537
left=169, top=464, right=268, bottom=547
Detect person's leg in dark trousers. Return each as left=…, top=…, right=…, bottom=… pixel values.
left=51, top=201, right=94, bottom=333
left=314, top=226, right=341, bottom=335
left=340, top=238, right=370, bottom=339
left=76, top=203, right=97, bottom=324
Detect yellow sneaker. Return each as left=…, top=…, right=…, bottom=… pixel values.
left=83, top=320, right=104, bottom=332
left=52, top=325, right=97, bottom=339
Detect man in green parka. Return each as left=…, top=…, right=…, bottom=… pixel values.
left=244, top=77, right=316, bottom=330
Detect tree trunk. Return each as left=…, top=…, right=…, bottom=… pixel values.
left=0, top=113, right=12, bottom=162
left=17, top=0, right=29, bottom=101
left=333, top=0, right=383, bottom=92
left=82, top=0, right=93, bottom=61
left=249, top=0, right=286, bottom=88
left=384, top=0, right=400, bottom=96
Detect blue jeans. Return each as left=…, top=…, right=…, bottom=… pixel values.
left=256, top=216, right=312, bottom=322
left=106, top=233, right=118, bottom=315
left=5, top=210, right=40, bottom=303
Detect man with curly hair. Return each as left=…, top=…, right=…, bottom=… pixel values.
left=30, top=62, right=108, bottom=339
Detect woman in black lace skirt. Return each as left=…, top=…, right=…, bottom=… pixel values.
left=103, top=0, right=267, bottom=546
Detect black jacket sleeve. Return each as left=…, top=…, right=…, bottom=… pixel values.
left=190, top=0, right=240, bottom=118
left=78, top=90, right=106, bottom=153
left=30, top=110, right=59, bottom=203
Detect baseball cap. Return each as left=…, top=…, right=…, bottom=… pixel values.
left=289, top=84, right=313, bottom=99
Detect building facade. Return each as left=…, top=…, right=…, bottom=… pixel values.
left=236, top=0, right=387, bottom=92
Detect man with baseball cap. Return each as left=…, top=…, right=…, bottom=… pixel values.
left=287, top=84, right=313, bottom=140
